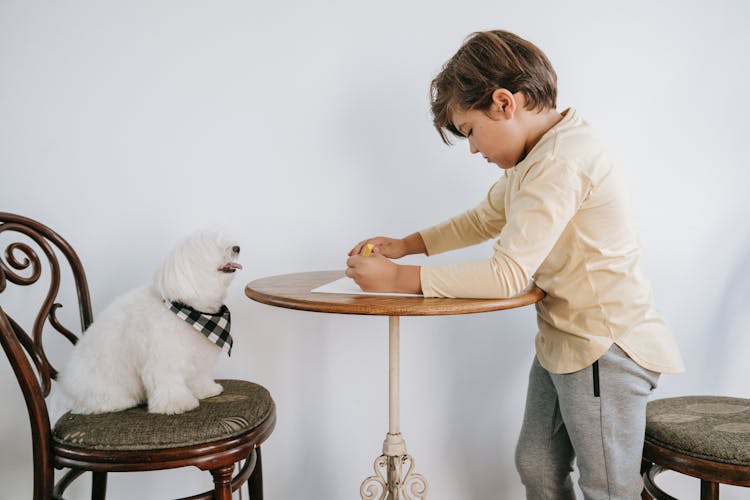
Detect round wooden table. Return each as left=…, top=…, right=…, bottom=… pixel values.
left=245, top=270, right=544, bottom=500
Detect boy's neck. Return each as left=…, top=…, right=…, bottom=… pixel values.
left=521, top=107, right=566, bottom=162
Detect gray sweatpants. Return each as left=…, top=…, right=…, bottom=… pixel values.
left=514, top=344, right=660, bottom=500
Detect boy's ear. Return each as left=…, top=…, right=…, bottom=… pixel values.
left=489, top=88, right=516, bottom=119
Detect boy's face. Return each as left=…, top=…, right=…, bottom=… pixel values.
left=450, top=91, right=528, bottom=169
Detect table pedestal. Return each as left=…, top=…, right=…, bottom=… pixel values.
left=359, top=317, right=428, bottom=500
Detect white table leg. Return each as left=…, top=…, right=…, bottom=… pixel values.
left=360, top=316, right=429, bottom=500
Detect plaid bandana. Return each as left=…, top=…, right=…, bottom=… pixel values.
left=165, top=301, right=233, bottom=356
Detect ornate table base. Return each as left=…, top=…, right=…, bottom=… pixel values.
left=360, top=448, right=428, bottom=499
left=359, top=317, right=429, bottom=500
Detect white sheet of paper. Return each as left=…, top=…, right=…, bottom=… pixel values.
left=310, top=277, right=423, bottom=297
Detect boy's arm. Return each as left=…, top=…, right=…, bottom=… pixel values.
left=418, top=177, right=508, bottom=256
left=420, top=159, right=590, bottom=298
left=401, top=232, right=427, bottom=255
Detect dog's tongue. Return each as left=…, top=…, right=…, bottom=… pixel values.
left=219, top=262, right=243, bottom=273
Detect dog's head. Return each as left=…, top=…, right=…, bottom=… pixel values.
left=154, top=229, right=242, bottom=313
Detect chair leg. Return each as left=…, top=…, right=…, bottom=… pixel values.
left=701, top=480, right=719, bottom=500
left=211, top=465, right=234, bottom=500
left=53, top=469, right=86, bottom=500
left=91, top=471, right=107, bottom=500
left=247, top=446, right=263, bottom=500
left=641, top=459, right=654, bottom=500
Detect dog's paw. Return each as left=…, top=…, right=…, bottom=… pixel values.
left=148, top=394, right=200, bottom=415
left=193, top=381, right=224, bottom=400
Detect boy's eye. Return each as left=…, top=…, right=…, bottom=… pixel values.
left=466, top=129, right=473, bottom=137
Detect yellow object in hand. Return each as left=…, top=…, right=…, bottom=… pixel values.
left=362, top=243, right=374, bottom=257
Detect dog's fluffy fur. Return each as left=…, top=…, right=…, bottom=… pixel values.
left=58, top=230, right=241, bottom=415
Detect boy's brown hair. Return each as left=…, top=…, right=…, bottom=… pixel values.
left=430, top=30, right=558, bottom=144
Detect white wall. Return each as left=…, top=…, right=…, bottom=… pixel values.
left=2, top=1, right=749, bottom=499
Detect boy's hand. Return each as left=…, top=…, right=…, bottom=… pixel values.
left=349, top=232, right=427, bottom=259
left=346, top=254, right=398, bottom=292
left=345, top=254, right=422, bottom=294
left=349, top=237, right=408, bottom=259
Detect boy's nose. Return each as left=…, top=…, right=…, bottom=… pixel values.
left=469, top=141, right=479, bottom=154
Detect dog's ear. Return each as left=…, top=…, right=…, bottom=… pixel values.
left=154, top=248, right=200, bottom=302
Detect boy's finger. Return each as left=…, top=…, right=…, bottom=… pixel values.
left=349, top=241, right=365, bottom=256
left=346, top=255, right=362, bottom=267
left=354, top=241, right=368, bottom=255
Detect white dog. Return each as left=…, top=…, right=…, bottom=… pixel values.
left=58, top=230, right=242, bottom=415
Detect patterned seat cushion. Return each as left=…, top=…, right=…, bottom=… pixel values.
left=53, top=380, right=274, bottom=451
left=646, top=396, right=750, bottom=466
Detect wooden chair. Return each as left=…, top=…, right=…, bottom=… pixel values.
left=641, top=396, right=750, bottom=499
left=0, top=212, right=276, bottom=500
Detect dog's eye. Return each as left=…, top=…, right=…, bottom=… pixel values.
left=232, top=246, right=240, bottom=254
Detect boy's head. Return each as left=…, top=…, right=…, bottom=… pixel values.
left=431, top=30, right=558, bottom=145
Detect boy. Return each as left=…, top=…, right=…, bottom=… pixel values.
left=346, top=30, right=684, bottom=499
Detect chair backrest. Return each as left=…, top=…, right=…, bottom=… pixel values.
left=0, top=212, right=93, bottom=493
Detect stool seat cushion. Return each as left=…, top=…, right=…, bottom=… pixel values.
left=646, top=396, right=750, bottom=466
left=52, top=379, right=274, bottom=451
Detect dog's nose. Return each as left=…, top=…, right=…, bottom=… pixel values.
left=232, top=245, right=240, bottom=254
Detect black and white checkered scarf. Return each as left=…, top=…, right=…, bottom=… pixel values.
left=165, top=301, right=233, bottom=356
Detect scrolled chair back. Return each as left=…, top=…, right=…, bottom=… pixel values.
left=0, top=212, right=93, bottom=425
left=0, top=212, right=96, bottom=498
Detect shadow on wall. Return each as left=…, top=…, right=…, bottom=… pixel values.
left=709, top=233, right=750, bottom=397
left=439, top=307, right=537, bottom=498
left=337, top=64, right=463, bottom=235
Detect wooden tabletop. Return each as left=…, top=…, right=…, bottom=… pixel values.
left=245, top=270, right=545, bottom=316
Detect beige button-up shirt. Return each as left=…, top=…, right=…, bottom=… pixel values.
left=419, top=109, right=684, bottom=374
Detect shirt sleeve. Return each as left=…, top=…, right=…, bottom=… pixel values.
left=420, top=158, right=591, bottom=298
left=418, top=176, right=507, bottom=256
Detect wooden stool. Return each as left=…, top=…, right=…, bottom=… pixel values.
left=642, top=396, right=750, bottom=499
